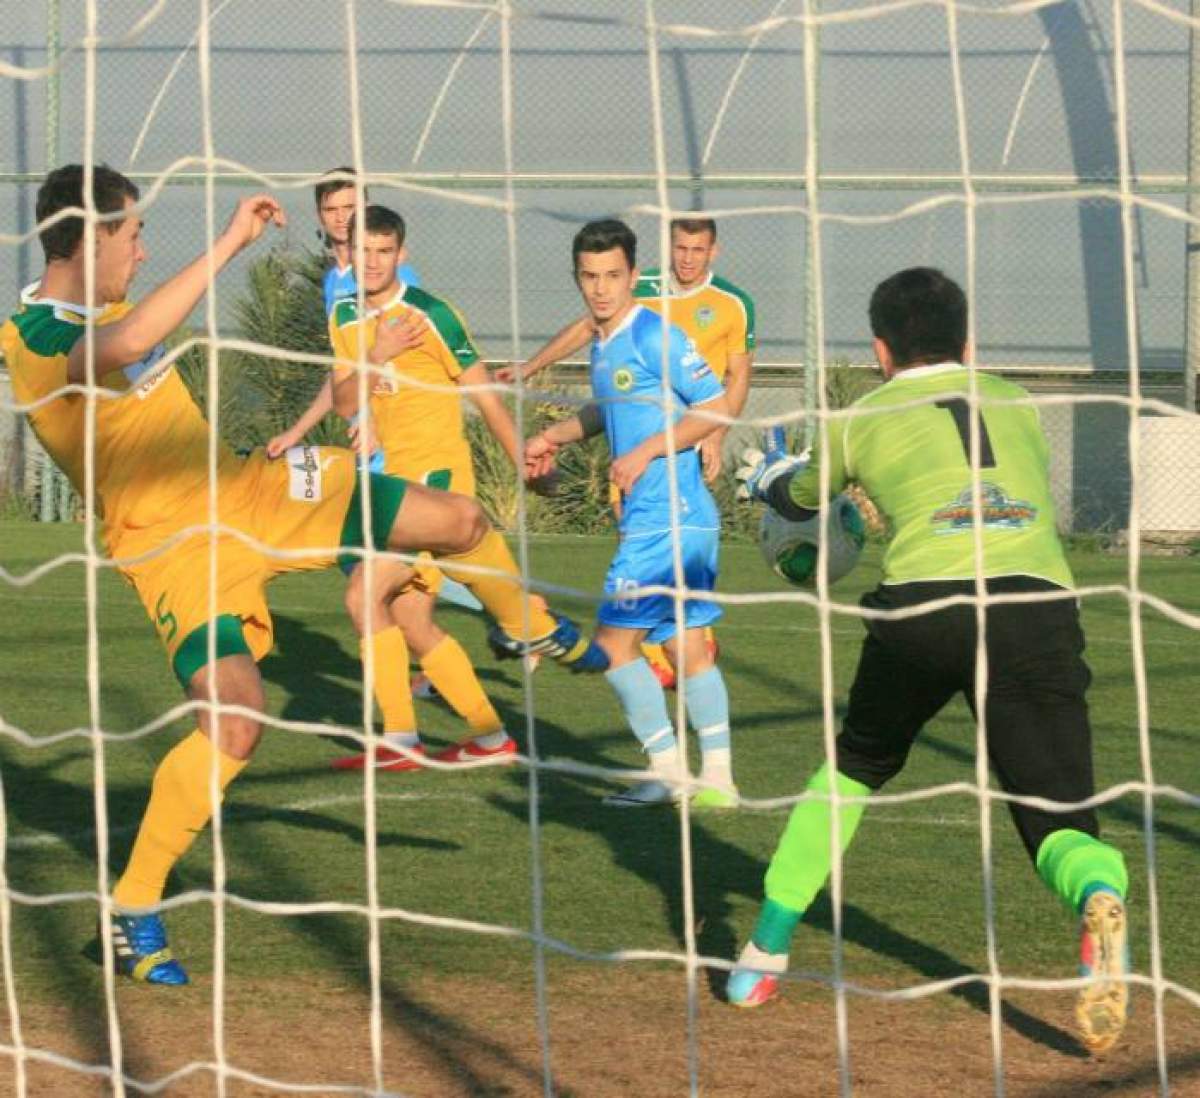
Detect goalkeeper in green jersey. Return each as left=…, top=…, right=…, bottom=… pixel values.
left=730, top=267, right=1130, bottom=1054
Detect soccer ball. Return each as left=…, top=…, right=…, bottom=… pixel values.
left=759, top=494, right=866, bottom=587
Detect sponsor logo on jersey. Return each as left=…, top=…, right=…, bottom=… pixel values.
left=372, top=363, right=399, bottom=395
left=681, top=341, right=711, bottom=380
left=287, top=445, right=326, bottom=502
left=124, top=343, right=172, bottom=399
left=613, top=367, right=635, bottom=392
left=931, top=482, right=1037, bottom=533
left=695, top=306, right=715, bottom=330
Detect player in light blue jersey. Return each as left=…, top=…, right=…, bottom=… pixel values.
left=317, top=167, right=421, bottom=313
left=524, top=219, right=737, bottom=807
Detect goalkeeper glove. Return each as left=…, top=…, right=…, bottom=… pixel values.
left=735, top=447, right=809, bottom=503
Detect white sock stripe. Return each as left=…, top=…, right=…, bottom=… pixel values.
left=696, top=723, right=731, bottom=738
left=641, top=727, right=675, bottom=751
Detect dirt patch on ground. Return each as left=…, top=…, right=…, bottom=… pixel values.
left=1, top=968, right=1197, bottom=1097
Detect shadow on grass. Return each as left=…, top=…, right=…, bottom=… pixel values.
left=0, top=751, right=171, bottom=1069
left=193, top=829, right=567, bottom=1095
left=806, top=895, right=1089, bottom=1058
left=1025, top=1051, right=1200, bottom=1096
left=485, top=758, right=760, bottom=1004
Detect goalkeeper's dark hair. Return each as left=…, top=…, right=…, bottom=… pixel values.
left=671, top=216, right=717, bottom=241
left=347, top=205, right=407, bottom=248
left=573, top=219, right=636, bottom=271
left=315, top=166, right=365, bottom=208
left=37, top=164, right=140, bottom=262
left=869, top=267, right=967, bottom=368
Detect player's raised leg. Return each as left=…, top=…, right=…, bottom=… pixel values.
left=110, top=650, right=263, bottom=985
left=363, top=475, right=604, bottom=672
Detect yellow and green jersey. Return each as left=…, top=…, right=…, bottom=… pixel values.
left=328, top=282, right=480, bottom=487
left=633, top=269, right=755, bottom=383
left=789, top=362, right=1072, bottom=588
left=1, top=284, right=240, bottom=548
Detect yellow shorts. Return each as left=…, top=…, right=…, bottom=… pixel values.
left=116, top=447, right=409, bottom=686
left=379, top=457, right=475, bottom=598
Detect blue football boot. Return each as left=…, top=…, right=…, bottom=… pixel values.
left=109, top=912, right=189, bottom=986
left=487, top=612, right=608, bottom=672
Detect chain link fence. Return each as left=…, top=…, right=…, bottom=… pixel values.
left=2, top=1, right=1199, bottom=535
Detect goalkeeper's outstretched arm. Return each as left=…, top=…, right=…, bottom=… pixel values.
left=67, top=194, right=285, bottom=383
left=737, top=425, right=849, bottom=521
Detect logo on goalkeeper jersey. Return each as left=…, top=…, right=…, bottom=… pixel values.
left=695, top=306, right=715, bottom=330
left=287, top=445, right=326, bottom=502
left=931, top=481, right=1037, bottom=533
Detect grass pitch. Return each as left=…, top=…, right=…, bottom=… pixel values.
left=0, top=522, right=1196, bottom=1095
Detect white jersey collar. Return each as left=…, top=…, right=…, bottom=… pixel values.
left=20, top=280, right=107, bottom=319
left=363, top=281, right=408, bottom=318
left=597, top=304, right=642, bottom=349
left=668, top=270, right=714, bottom=298
left=888, top=361, right=965, bottom=381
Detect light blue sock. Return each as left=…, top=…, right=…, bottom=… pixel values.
left=605, top=659, right=676, bottom=755
left=683, top=666, right=731, bottom=751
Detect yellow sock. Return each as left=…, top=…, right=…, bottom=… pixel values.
left=441, top=530, right=556, bottom=640
left=642, top=642, right=671, bottom=676
left=362, top=626, right=416, bottom=733
left=419, top=635, right=504, bottom=735
left=112, top=730, right=247, bottom=910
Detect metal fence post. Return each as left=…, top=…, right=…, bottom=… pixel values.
left=1186, top=0, right=1200, bottom=413
left=38, top=0, right=69, bottom=521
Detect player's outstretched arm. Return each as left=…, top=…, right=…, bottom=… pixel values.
left=524, top=413, right=585, bottom=480
left=66, top=194, right=285, bottom=384
left=609, top=391, right=730, bottom=493
left=460, top=362, right=520, bottom=466
left=266, top=377, right=333, bottom=458
left=494, top=314, right=593, bottom=384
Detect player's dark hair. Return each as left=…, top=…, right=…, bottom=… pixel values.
left=869, top=267, right=967, bottom=368
left=671, top=216, right=717, bottom=241
left=315, top=166, right=365, bottom=208
left=572, top=219, right=636, bottom=270
left=36, top=163, right=139, bottom=262
left=348, top=204, right=407, bottom=247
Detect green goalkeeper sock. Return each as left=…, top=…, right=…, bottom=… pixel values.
left=1036, top=828, right=1128, bottom=913
left=752, top=898, right=803, bottom=955
left=760, top=763, right=871, bottom=951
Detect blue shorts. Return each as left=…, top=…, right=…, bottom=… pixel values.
left=598, top=526, right=721, bottom=644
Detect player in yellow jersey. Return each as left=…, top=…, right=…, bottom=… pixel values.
left=498, top=217, right=755, bottom=687
left=0, top=164, right=528, bottom=987
left=324, top=204, right=607, bottom=770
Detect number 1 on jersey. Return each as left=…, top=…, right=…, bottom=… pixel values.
left=936, top=398, right=996, bottom=469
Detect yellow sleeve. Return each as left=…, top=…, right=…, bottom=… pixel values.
left=328, top=310, right=356, bottom=383
left=729, top=300, right=749, bottom=355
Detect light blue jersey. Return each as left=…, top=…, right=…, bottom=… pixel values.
left=591, top=305, right=724, bottom=536
left=592, top=305, right=725, bottom=639
left=322, top=262, right=421, bottom=316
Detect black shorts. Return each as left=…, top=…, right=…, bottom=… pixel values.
left=835, top=576, right=1099, bottom=860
